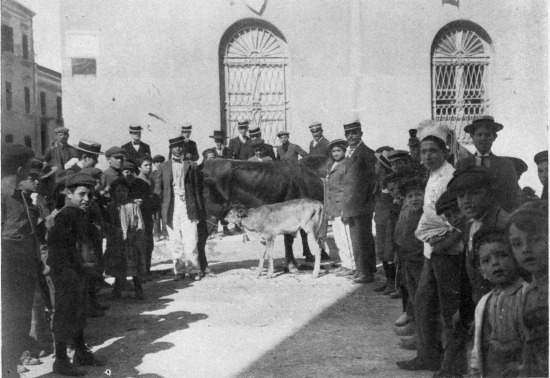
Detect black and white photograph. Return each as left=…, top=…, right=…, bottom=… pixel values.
left=1, top=0, right=548, bottom=377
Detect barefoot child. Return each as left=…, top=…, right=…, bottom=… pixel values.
left=104, top=177, right=147, bottom=299
left=470, top=231, right=527, bottom=377
left=508, top=201, right=548, bottom=377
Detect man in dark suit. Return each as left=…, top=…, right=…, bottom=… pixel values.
left=535, top=150, right=548, bottom=200
left=43, top=126, right=79, bottom=176
left=209, top=130, right=232, bottom=159
left=308, top=122, right=330, bottom=156
left=228, top=121, right=254, bottom=160
left=180, top=123, right=200, bottom=161
left=275, top=131, right=308, bottom=160
left=341, top=121, right=377, bottom=283
left=249, top=126, right=276, bottom=160
left=154, top=135, right=205, bottom=281
left=121, top=125, right=152, bottom=165
left=455, top=116, right=521, bottom=213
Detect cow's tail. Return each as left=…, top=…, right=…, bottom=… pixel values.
left=314, top=201, right=326, bottom=240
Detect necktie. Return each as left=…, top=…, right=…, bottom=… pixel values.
left=172, top=157, right=183, bottom=163
left=133, top=141, right=140, bottom=145
left=480, top=156, right=486, bottom=167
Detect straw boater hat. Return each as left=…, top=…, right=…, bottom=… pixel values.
left=343, top=121, right=361, bottom=132
left=181, top=123, right=192, bottom=132
left=129, top=125, right=143, bottom=133
left=74, top=139, right=104, bottom=155
left=249, top=127, right=262, bottom=137
left=463, top=115, right=503, bottom=135
left=169, top=135, right=186, bottom=147
left=209, top=130, right=228, bottom=139
left=237, top=120, right=249, bottom=129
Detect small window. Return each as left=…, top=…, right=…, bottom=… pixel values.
left=24, top=136, right=32, bottom=148
left=24, top=87, right=30, bottom=114
left=5, top=81, right=12, bottom=110
left=71, top=58, right=96, bottom=75
left=40, top=121, right=48, bottom=154
left=56, top=96, right=62, bottom=120
left=5, top=134, right=14, bottom=143
left=40, top=91, right=46, bottom=116
left=22, top=34, right=29, bottom=59
left=2, top=25, right=14, bottom=53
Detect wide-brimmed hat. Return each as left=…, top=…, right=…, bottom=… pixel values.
left=209, top=130, right=228, bottom=139
left=387, top=150, right=410, bottom=162
left=375, top=150, right=393, bottom=171
left=463, top=115, right=503, bottom=135
left=74, top=139, right=103, bottom=155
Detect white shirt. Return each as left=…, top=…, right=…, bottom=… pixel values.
left=474, top=150, right=492, bottom=167
left=239, top=135, right=247, bottom=144
left=133, top=141, right=140, bottom=151
left=171, top=158, right=186, bottom=199
left=312, top=136, right=325, bottom=148
left=345, top=140, right=363, bottom=158
left=419, top=160, right=456, bottom=258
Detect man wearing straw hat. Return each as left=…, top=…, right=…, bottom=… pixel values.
left=209, top=130, right=232, bottom=159
left=180, top=123, right=199, bottom=161
left=121, top=125, right=151, bottom=165
left=65, top=140, right=104, bottom=175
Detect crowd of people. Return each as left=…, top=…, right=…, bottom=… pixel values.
left=1, top=115, right=548, bottom=377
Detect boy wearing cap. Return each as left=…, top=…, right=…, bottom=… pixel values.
left=65, top=140, right=103, bottom=175
left=121, top=125, right=151, bottom=165
left=100, top=146, right=126, bottom=197
left=228, top=121, right=254, bottom=160
left=43, top=126, right=79, bottom=176
left=276, top=131, right=308, bottom=161
left=456, top=116, right=521, bottom=213
left=179, top=123, right=199, bottom=161
left=1, top=145, right=47, bottom=375
left=248, top=127, right=276, bottom=160
left=534, top=150, right=548, bottom=200
left=341, top=121, right=377, bottom=284
left=309, top=123, right=330, bottom=157
left=154, top=135, right=206, bottom=281
left=47, top=172, right=105, bottom=375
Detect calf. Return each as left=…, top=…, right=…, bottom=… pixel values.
left=225, top=198, right=324, bottom=278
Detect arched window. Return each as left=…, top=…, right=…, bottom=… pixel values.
left=431, top=21, right=492, bottom=143
left=220, top=19, right=289, bottom=144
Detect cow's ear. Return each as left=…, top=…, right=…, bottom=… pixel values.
left=238, top=208, right=248, bottom=218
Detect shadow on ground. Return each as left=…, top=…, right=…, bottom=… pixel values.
left=34, top=278, right=207, bottom=378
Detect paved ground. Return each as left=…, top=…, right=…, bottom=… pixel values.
left=25, top=229, right=431, bottom=378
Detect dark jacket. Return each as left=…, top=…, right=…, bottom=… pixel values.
left=342, top=142, right=377, bottom=217
left=276, top=143, right=308, bottom=161
left=182, top=140, right=199, bottom=162
left=325, top=159, right=347, bottom=218
left=309, top=137, right=331, bottom=157
left=455, top=154, right=521, bottom=213
left=228, top=136, right=253, bottom=160
left=213, top=146, right=233, bottom=159
left=261, top=143, right=277, bottom=160
left=154, top=160, right=205, bottom=227
left=47, top=206, right=86, bottom=274
left=121, top=141, right=152, bottom=164
left=43, top=141, right=78, bottom=176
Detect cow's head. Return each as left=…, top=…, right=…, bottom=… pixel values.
left=201, top=159, right=233, bottom=221
left=224, top=206, right=248, bottom=225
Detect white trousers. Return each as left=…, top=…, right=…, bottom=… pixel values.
left=166, top=196, right=199, bottom=275
left=332, top=216, right=356, bottom=270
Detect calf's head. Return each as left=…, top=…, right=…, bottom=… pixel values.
left=224, top=207, right=248, bottom=225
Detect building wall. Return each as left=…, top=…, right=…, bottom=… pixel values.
left=1, top=0, right=37, bottom=149
left=60, top=0, right=547, bottom=191
left=36, top=64, right=62, bottom=155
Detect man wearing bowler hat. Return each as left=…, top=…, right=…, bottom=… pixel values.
left=275, top=131, right=308, bottom=160
left=209, top=130, right=232, bottom=159
left=455, top=115, right=521, bottom=212
left=154, top=134, right=206, bottom=281
left=43, top=126, right=79, bottom=176
left=308, top=122, right=330, bottom=157
left=534, top=150, right=548, bottom=200
left=228, top=120, right=254, bottom=160
left=121, top=125, right=151, bottom=165
left=341, top=120, right=378, bottom=284
left=248, top=126, right=276, bottom=160
left=65, top=140, right=104, bottom=175
left=179, top=123, right=199, bottom=161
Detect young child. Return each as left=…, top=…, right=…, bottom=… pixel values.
left=104, top=177, right=147, bottom=299
left=470, top=231, right=528, bottom=377
left=325, top=139, right=356, bottom=276
left=393, top=175, right=426, bottom=348
left=47, top=172, right=105, bottom=376
left=508, top=201, right=548, bottom=377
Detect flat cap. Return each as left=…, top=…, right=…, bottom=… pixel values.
left=436, top=190, right=459, bottom=215
left=447, top=166, right=494, bottom=193
left=400, top=175, right=426, bottom=194
left=54, top=126, right=69, bottom=134
left=505, top=156, right=528, bottom=178
left=387, top=150, right=410, bottom=162
left=64, top=172, right=97, bottom=188
left=309, top=122, right=323, bottom=131
left=329, top=139, right=349, bottom=149
left=249, top=127, right=261, bottom=137
left=277, top=131, right=290, bottom=137
left=121, top=161, right=137, bottom=172
left=105, top=146, right=126, bottom=158
left=80, top=167, right=103, bottom=179
left=152, top=155, right=166, bottom=163
left=534, top=150, right=548, bottom=165
left=464, top=115, right=503, bottom=135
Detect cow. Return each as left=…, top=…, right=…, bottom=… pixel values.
left=225, top=199, right=324, bottom=278
left=201, top=159, right=324, bottom=272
